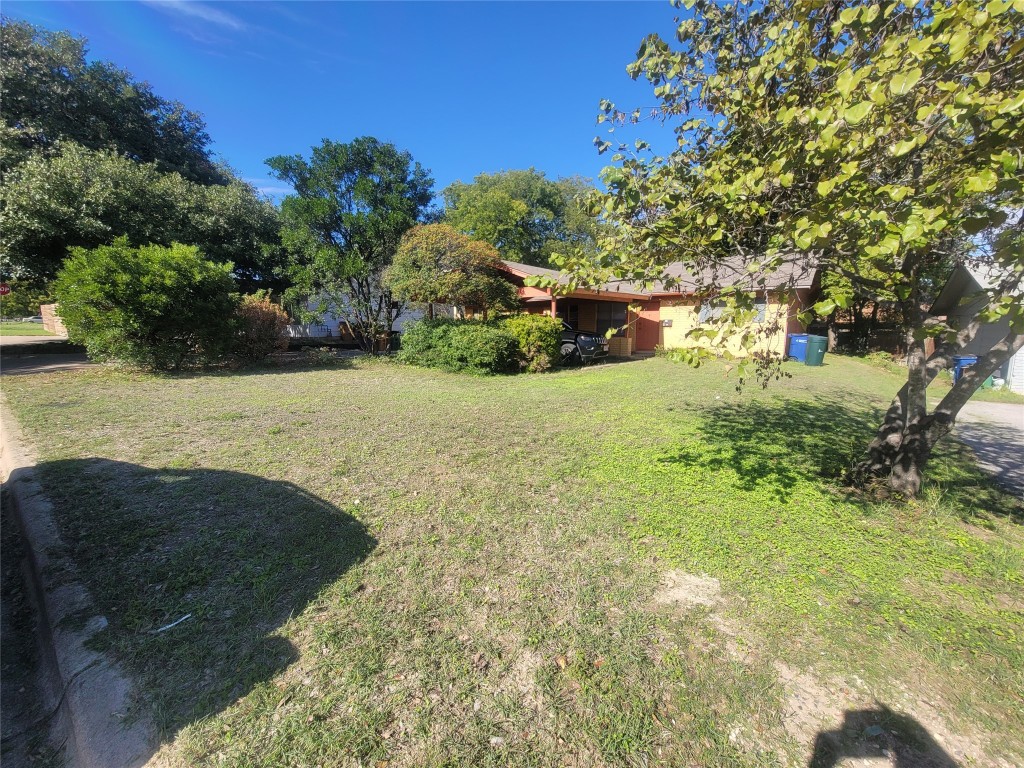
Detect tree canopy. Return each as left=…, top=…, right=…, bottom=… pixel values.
left=0, top=143, right=286, bottom=291
left=267, top=136, right=434, bottom=351
left=384, top=224, right=519, bottom=317
left=574, top=0, right=1024, bottom=496
left=1, top=18, right=225, bottom=185
left=443, top=169, right=602, bottom=268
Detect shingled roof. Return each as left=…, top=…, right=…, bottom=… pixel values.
left=500, top=255, right=818, bottom=298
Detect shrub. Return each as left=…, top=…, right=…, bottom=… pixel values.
left=398, top=318, right=519, bottom=374
left=500, top=314, right=562, bottom=372
left=300, top=346, right=339, bottom=366
left=54, top=238, right=237, bottom=370
left=234, top=294, right=289, bottom=363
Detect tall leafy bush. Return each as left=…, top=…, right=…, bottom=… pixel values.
left=54, top=238, right=237, bottom=370
left=500, top=314, right=562, bottom=372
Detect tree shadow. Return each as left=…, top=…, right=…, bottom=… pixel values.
left=657, top=400, right=876, bottom=502
left=809, top=706, right=960, bottom=768
left=30, top=458, right=376, bottom=756
left=656, top=399, right=1023, bottom=521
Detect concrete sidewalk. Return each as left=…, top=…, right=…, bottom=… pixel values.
left=954, top=401, right=1024, bottom=497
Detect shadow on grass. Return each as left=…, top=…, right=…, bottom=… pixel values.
left=809, top=706, right=959, bottom=767
left=657, top=399, right=1023, bottom=521
left=34, top=458, right=376, bottom=751
left=657, top=400, right=875, bottom=502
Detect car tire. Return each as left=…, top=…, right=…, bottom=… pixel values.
left=560, top=342, right=581, bottom=367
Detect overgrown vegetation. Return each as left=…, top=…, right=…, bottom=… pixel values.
left=232, top=294, right=289, bottom=363
left=3, top=356, right=1021, bottom=766
left=397, top=318, right=520, bottom=374
left=54, top=238, right=237, bottom=370
left=398, top=314, right=563, bottom=374
left=501, top=313, right=562, bottom=372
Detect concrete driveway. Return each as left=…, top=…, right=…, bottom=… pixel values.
left=1, top=335, right=93, bottom=376
left=953, top=401, right=1024, bottom=497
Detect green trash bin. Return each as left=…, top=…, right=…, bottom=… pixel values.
left=804, top=335, right=828, bottom=366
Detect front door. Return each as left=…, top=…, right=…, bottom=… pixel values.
left=635, top=300, right=661, bottom=351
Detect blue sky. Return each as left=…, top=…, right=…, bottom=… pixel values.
left=5, top=1, right=684, bottom=200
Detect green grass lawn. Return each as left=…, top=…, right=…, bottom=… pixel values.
left=3, top=356, right=1022, bottom=767
left=0, top=321, right=53, bottom=336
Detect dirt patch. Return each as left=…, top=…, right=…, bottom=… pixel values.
left=652, top=570, right=721, bottom=609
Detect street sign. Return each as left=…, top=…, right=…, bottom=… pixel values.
left=0, top=284, right=10, bottom=296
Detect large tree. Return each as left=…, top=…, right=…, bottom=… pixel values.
left=567, top=0, right=1023, bottom=496
left=267, top=137, right=434, bottom=352
left=383, top=224, right=519, bottom=318
left=0, top=143, right=286, bottom=291
left=443, top=169, right=602, bottom=267
left=0, top=18, right=225, bottom=185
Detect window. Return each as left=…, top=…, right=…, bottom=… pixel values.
left=596, top=303, right=627, bottom=337
left=699, top=299, right=768, bottom=323
left=557, top=303, right=580, bottom=328
left=698, top=300, right=725, bottom=323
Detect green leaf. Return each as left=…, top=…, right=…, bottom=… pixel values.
left=836, top=69, right=856, bottom=99
left=889, top=68, right=922, bottom=96
left=844, top=101, right=873, bottom=124
left=891, top=138, right=918, bottom=156
left=901, top=220, right=924, bottom=241
left=813, top=299, right=838, bottom=316
left=839, top=7, right=860, bottom=24
left=965, top=169, right=998, bottom=192
left=986, top=0, right=1011, bottom=17
left=997, top=90, right=1024, bottom=114
left=817, top=178, right=837, bottom=196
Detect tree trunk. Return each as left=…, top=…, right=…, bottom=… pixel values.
left=853, top=325, right=1023, bottom=496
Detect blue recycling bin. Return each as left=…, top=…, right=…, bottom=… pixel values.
left=952, top=354, right=978, bottom=384
left=788, top=333, right=809, bottom=362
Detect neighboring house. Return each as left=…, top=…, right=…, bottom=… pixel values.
left=930, top=264, right=1024, bottom=394
left=284, top=298, right=436, bottom=340
left=498, top=257, right=819, bottom=358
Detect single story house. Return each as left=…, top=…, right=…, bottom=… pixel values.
left=497, top=257, right=819, bottom=359
left=929, top=264, right=1024, bottom=394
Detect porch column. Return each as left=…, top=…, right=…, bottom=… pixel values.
left=549, top=290, right=557, bottom=318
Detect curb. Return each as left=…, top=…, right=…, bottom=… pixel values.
left=0, top=401, right=157, bottom=768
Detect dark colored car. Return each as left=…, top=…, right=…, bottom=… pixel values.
left=560, top=321, right=609, bottom=365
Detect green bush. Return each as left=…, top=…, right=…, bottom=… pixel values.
left=500, top=313, right=562, bottom=372
left=54, top=238, right=237, bottom=370
left=398, top=318, right=519, bottom=374
left=233, top=294, right=289, bottom=363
